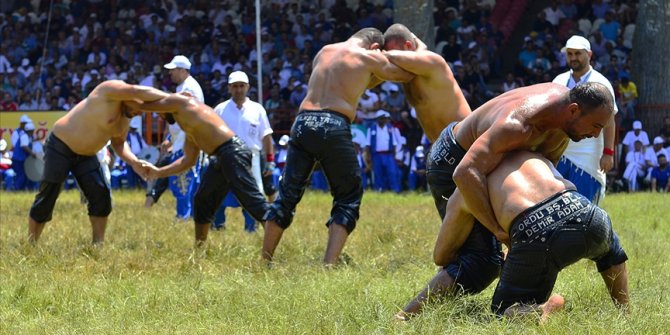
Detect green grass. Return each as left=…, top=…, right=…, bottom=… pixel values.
left=0, top=190, right=668, bottom=334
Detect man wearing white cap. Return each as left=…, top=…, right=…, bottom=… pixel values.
left=621, top=120, right=650, bottom=154
left=212, top=71, right=275, bottom=232
left=10, top=114, right=32, bottom=153
left=364, top=110, right=403, bottom=192
left=552, top=35, right=619, bottom=204
left=145, top=55, right=204, bottom=216
left=644, top=136, right=668, bottom=180
left=11, top=121, right=38, bottom=190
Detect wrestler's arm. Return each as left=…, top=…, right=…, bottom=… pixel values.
left=125, top=94, right=191, bottom=113
left=110, top=133, right=147, bottom=180
left=600, top=262, right=630, bottom=312
left=147, top=137, right=200, bottom=179
left=383, top=50, right=443, bottom=76
left=544, top=137, right=569, bottom=166
left=600, top=114, right=616, bottom=171
left=433, top=189, right=476, bottom=266
left=98, top=80, right=169, bottom=102
left=453, top=122, right=529, bottom=245
left=364, top=50, right=416, bottom=83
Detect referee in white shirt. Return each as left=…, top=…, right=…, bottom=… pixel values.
left=145, top=55, right=204, bottom=218
left=552, top=35, right=618, bottom=204
left=213, top=71, right=275, bottom=231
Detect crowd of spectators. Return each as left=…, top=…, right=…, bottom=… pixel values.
left=1, top=0, right=668, bottom=193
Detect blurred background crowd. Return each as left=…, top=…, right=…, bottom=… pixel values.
left=1, top=0, right=669, bottom=195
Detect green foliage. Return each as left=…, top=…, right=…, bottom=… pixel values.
left=0, top=190, right=668, bottom=334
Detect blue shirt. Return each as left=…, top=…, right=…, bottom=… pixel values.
left=652, top=165, right=670, bottom=190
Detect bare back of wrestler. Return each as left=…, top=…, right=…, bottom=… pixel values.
left=299, top=34, right=415, bottom=122
left=383, top=24, right=471, bottom=142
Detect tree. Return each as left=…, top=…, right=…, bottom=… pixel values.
left=631, top=0, right=670, bottom=135
left=393, top=0, right=435, bottom=50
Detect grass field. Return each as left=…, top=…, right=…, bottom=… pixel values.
left=0, top=190, right=668, bottom=334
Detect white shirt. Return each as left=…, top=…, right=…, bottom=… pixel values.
left=552, top=67, right=618, bottom=187
left=644, top=147, right=668, bottom=168
left=171, top=75, right=204, bottom=152
left=621, top=130, right=650, bottom=152
left=365, top=123, right=402, bottom=153
left=214, top=97, right=272, bottom=151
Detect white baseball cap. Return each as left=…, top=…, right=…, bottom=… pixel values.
left=228, top=71, right=249, bottom=84
left=164, top=55, right=191, bottom=70
left=632, top=120, right=642, bottom=130
left=20, top=114, right=32, bottom=123
left=561, top=35, right=591, bottom=52
left=653, top=136, right=664, bottom=145
left=375, top=110, right=391, bottom=118
left=24, top=122, right=35, bottom=131
left=278, top=134, right=290, bottom=146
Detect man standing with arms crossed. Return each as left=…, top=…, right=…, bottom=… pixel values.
left=261, top=28, right=415, bottom=265
left=145, top=55, right=204, bottom=219
left=552, top=35, right=618, bottom=204
left=28, top=80, right=169, bottom=244
left=213, top=71, right=274, bottom=232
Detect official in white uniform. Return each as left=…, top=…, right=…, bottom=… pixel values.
left=212, top=71, right=274, bottom=232
left=145, top=55, right=204, bottom=219
left=552, top=35, right=618, bottom=204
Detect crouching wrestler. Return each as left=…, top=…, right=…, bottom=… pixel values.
left=397, top=151, right=629, bottom=322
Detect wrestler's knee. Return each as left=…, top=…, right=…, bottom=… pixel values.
left=79, top=173, right=112, bottom=217
left=29, top=181, right=61, bottom=223
left=263, top=203, right=294, bottom=229
left=327, top=209, right=358, bottom=234
left=85, top=187, right=112, bottom=217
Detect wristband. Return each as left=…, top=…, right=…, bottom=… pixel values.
left=266, top=153, right=274, bottom=162
left=603, top=148, right=614, bottom=156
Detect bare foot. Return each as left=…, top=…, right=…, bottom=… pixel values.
left=394, top=311, right=410, bottom=322
left=539, top=294, right=565, bottom=324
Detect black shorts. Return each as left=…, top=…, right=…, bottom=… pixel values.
left=30, top=134, right=111, bottom=222
left=428, top=122, right=503, bottom=293
left=426, top=122, right=465, bottom=220
left=265, top=109, right=362, bottom=233
left=192, top=136, right=269, bottom=224
left=491, top=190, right=629, bottom=314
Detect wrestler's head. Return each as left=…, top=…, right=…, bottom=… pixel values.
left=564, top=82, right=614, bottom=141
left=352, top=27, right=384, bottom=50
left=383, top=23, right=417, bottom=51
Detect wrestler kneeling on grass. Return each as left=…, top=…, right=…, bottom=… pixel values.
left=397, top=151, right=629, bottom=322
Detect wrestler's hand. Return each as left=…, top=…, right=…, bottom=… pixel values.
left=599, top=154, right=614, bottom=172
left=159, top=139, right=172, bottom=155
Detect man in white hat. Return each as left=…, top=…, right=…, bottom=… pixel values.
left=364, top=110, right=403, bottom=192
left=11, top=120, right=39, bottom=190
left=552, top=35, right=619, bottom=204
left=10, top=114, right=32, bottom=152
left=212, top=71, right=275, bottom=232
left=621, top=120, right=650, bottom=154
left=27, top=80, right=170, bottom=245
left=145, top=55, right=204, bottom=216
left=644, top=136, right=669, bottom=180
